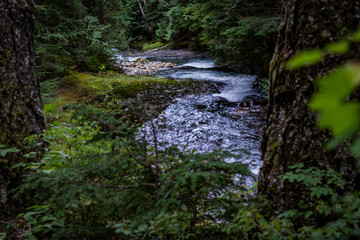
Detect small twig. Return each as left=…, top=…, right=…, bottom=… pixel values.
left=125, top=146, right=146, bottom=167
left=0, top=220, right=22, bottom=235
left=144, top=108, right=161, bottom=184
left=143, top=34, right=191, bottom=53
left=139, top=126, right=149, bottom=164
left=125, top=146, right=157, bottom=176
left=164, top=182, right=174, bottom=199
left=142, top=225, right=154, bottom=240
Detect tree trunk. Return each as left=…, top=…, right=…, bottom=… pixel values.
left=77, top=0, right=84, bottom=70
left=0, top=0, right=46, bottom=217
left=259, top=0, right=360, bottom=215
left=99, top=0, right=105, bottom=24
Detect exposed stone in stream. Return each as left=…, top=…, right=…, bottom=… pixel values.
left=116, top=58, right=176, bottom=75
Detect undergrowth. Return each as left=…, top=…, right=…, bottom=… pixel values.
left=8, top=98, right=359, bottom=239
left=12, top=99, right=252, bottom=239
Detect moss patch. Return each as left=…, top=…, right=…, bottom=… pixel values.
left=142, top=42, right=165, bottom=52
left=60, top=71, right=186, bottom=99
left=54, top=71, right=219, bottom=114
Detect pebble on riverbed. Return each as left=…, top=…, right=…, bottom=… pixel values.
left=116, top=58, right=176, bottom=75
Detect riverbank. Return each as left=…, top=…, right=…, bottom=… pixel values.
left=116, top=49, right=269, bottom=98
left=51, top=71, right=220, bottom=120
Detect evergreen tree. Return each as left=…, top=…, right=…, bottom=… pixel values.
left=34, top=0, right=132, bottom=78
left=182, top=0, right=281, bottom=71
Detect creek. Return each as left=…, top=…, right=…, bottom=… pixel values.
left=118, top=50, right=266, bottom=180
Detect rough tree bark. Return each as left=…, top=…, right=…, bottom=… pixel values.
left=0, top=0, right=46, bottom=217
left=259, top=0, right=360, bottom=215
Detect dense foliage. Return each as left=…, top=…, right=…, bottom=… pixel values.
left=5, top=54, right=360, bottom=238
left=14, top=101, right=252, bottom=239
left=181, top=0, right=280, bottom=70
left=34, top=0, right=132, bottom=77
left=6, top=102, right=360, bottom=239
left=34, top=0, right=280, bottom=81
left=2, top=1, right=360, bottom=239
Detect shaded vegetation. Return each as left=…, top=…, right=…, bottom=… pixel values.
left=12, top=93, right=252, bottom=239
left=2, top=0, right=360, bottom=239
left=34, top=0, right=281, bottom=82
left=34, top=0, right=132, bottom=79
left=181, top=0, right=280, bottom=72
left=46, top=71, right=219, bottom=116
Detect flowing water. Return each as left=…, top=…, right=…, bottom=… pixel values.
left=119, top=51, right=266, bottom=178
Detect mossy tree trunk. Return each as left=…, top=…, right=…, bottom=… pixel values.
left=0, top=0, right=46, bottom=217
left=259, top=0, right=360, bottom=215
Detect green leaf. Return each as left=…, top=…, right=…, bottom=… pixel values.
left=325, top=40, right=350, bottom=55
left=310, top=65, right=360, bottom=136
left=317, top=103, right=360, bottom=136
left=352, top=29, right=360, bottom=42
left=311, top=67, right=358, bottom=105
left=0, top=147, right=21, bottom=157
left=279, top=209, right=298, bottom=219
left=288, top=163, right=304, bottom=169
left=350, top=136, right=360, bottom=158
left=286, top=49, right=323, bottom=69
left=52, top=121, right=62, bottom=126
left=310, top=186, right=333, bottom=198
left=0, top=232, right=7, bottom=239
left=24, top=152, right=38, bottom=159
left=326, top=135, right=349, bottom=150
left=11, top=162, right=27, bottom=169
left=304, top=211, right=313, bottom=219
left=43, top=103, right=57, bottom=114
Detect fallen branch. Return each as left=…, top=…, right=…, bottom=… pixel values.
left=143, top=34, right=191, bottom=53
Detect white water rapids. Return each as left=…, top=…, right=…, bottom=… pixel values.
left=119, top=52, right=265, bottom=177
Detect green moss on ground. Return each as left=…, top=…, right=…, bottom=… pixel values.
left=48, top=70, right=218, bottom=122
left=141, top=42, right=165, bottom=52
left=62, top=71, right=187, bottom=98
left=56, top=70, right=214, bottom=105
left=141, top=42, right=166, bottom=52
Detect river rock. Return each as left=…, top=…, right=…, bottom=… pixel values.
left=116, top=58, right=176, bottom=75
left=234, top=97, right=267, bottom=115
left=238, top=97, right=267, bottom=108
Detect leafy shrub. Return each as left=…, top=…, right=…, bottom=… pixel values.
left=222, top=164, right=360, bottom=240
left=155, top=2, right=184, bottom=42
left=40, top=78, right=62, bottom=105
left=35, top=0, right=132, bottom=78
left=182, top=0, right=280, bottom=72
left=18, top=102, right=252, bottom=239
